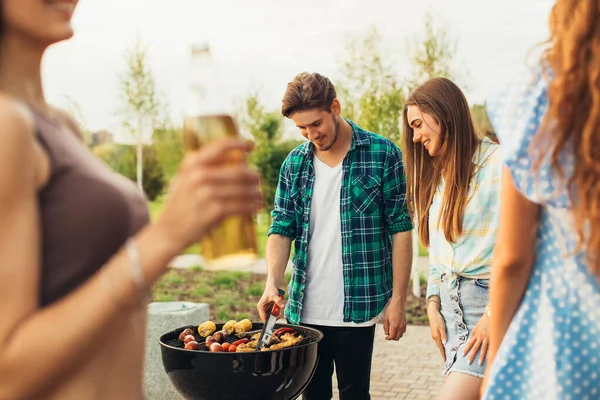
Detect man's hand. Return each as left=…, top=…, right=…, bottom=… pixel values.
left=383, top=298, right=407, bottom=341
left=256, top=284, right=286, bottom=322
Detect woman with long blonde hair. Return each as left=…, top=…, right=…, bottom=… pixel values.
left=403, top=78, right=502, bottom=400
left=482, top=0, right=600, bottom=398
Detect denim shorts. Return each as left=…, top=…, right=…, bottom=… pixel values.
left=439, top=275, right=489, bottom=378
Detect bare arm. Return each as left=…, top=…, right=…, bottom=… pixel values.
left=0, top=103, right=260, bottom=399
left=257, top=158, right=295, bottom=321
left=383, top=231, right=413, bottom=341
left=265, top=234, right=292, bottom=289
left=391, top=231, right=413, bottom=306
left=0, top=105, right=175, bottom=398
left=381, top=143, right=414, bottom=340
left=488, top=166, right=539, bottom=364
left=257, top=234, right=291, bottom=322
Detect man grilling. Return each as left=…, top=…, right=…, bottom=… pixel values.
left=257, top=72, right=414, bottom=400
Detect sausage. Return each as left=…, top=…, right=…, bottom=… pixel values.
left=184, top=341, right=201, bottom=350
left=232, top=338, right=249, bottom=347
left=183, top=335, right=196, bottom=345
left=212, top=330, right=229, bottom=343
left=209, top=342, right=224, bottom=352
left=178, top=328, right=194, bottom=341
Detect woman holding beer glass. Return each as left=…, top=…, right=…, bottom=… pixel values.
left=0, top=1, right=261, bottom=399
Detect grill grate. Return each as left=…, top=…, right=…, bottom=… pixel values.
left=167, top=325, right=320, bottom=352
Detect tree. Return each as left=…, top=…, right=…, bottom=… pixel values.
left=117, top=37, right=161, bottom=192
left=470, top=103, right=498, bottom=142
left=406, top=11, right=463, bottom=89
left=153, top=126, right=185, bottom=181
left=92, top=143, right=166, bottom=201
left=238, top=92, right=302, bottom=218
left=337, top=28, right=405, bottom=144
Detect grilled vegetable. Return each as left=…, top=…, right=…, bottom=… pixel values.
left=198, top=321, right=217, bottom=337
left=235, top=343, right=255, bottom=352
left=223, top=320, right=236, bottom=335
left=236, top=329, right=262, bottom=339
left=234, top=319, right=253, bottom=334
left=179, top=320, right=305, bottom=353
left=268, top=335, right=303, bottom=350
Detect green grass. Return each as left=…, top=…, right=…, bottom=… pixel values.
left=247, top=283, right=265, bottom=297
left=155, top=293, right=175, bottom=302
left=152, top=268, right=429, bottom=325
left=190, top=284, right=212, bottom=297
left=164, top=273, right=185, bottom=285
left=212, top=271, right=248, bottom=289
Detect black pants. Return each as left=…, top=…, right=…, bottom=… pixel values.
left=301, top=324, right=376, bottom=400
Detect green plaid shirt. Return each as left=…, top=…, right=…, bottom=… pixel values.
left=268, top=120, right=413, bottom=324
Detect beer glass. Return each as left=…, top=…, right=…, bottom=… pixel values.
left=183, top=44, right=258, bottom=268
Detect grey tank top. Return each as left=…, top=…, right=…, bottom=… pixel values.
left=33, top=109, right=150, bottom=306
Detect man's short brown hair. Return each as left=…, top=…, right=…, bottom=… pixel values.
left=281, top=72, right=337, bottom=118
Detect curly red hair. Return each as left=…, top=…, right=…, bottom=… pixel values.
left=538, top=0, right=600, bottom=271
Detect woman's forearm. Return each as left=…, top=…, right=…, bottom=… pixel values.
left=0, top=225, right=179, bottom=400
left=488, top=260, right=533, bottom=363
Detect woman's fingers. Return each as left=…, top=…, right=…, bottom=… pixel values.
left=185, top=138, right=253, bottom=167
left=463, top=335, right=477, bottom=358
left=466, top=338, right=483, bottom=365
left=479, top=340, right=489, bottom=366
left=434, top=335, right=446, bottom=361
left=439, top=318, right=448, bottom=345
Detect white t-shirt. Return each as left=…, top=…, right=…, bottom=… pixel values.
left=300, top=155, right=384, bottom=327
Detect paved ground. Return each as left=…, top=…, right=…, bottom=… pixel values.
left=331, top=325, right=444, bottom=400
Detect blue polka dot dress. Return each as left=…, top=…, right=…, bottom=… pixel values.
left=483, top=67, right=600, bottom=400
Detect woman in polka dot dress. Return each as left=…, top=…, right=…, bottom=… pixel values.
left=483, top=1, right=600, bottom=399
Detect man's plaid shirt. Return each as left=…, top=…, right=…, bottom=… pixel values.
left=268, top=120, right=413, bottom=324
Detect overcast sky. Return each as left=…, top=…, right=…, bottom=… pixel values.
left=42, top=0, right=554, bottom=136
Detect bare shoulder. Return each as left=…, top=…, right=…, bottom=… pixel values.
left=49, top=107, right=84, bottom=141
left=0, top=96, right=37, bottom=158
left=0, top=96, right=41, bottom=197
